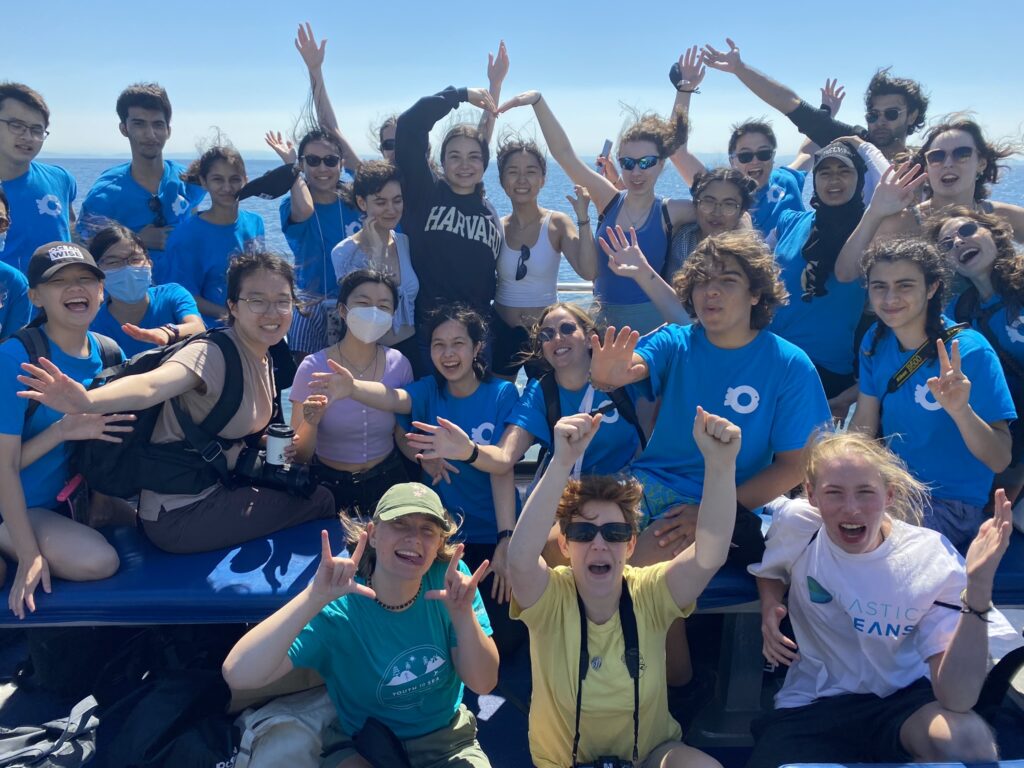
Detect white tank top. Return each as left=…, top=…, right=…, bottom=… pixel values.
left=495, top=212, right=559, bottom=307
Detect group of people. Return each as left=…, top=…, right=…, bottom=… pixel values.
left=0, top=23, right=1022, bottom=768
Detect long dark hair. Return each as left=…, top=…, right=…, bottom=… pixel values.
left=425, top=304, right=489, bottom=389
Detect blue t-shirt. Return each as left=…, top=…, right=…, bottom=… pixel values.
left=399, top=377, right=520, bottom=542
left=508, top=379, right=641, bottom=475
left=0, top=330, right=123, bottom=508
left=0, top=162, right=77, bottom=274
left=859, top=319, right=1016, bottom=506
left=768, top=209, right=865, bottom=375
left=78, top=160, right=206, bottom=284
left=166, top=210, right=265, bottom=326
left=288, top=558, right=491, bottom=740
left=90, top=283, right=200, bottom=358
left=634, top=324, right=830, bottom=499
left=750, top=166, right=806, bottom=238
left=945, top=293, right=1024, bottom=392
left=0, top=262, right=30, bottom=341
left=279, top=196, right=363, bottom=298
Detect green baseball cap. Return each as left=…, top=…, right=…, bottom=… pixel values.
left=373, top=482, right=451, bottom=531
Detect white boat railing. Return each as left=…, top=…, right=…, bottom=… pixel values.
left=556, top=281, right=593, bottom=294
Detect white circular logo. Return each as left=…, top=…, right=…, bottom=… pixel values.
left=766, top=184, right=785, bottom=203
left=171, top=195, right=189, bottom=216
left=35, top=194, right=61, bottom=217
left=470, top=422, right=495, bottom=445
left=724, top=385, right=760, bottom=415
left=1007, top=315, right=1024, bottom=344
left=593, top=398, right=620, bottom=424
left=914, top=383, right=942, bottom=411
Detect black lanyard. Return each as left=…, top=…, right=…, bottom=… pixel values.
left=571, top=579, right=641, bottom=768
left=883, top=324, right=966, bottom=398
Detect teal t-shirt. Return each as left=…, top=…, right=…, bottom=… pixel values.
left=288, top=558, right=491, bottom=740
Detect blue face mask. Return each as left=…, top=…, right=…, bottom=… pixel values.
left=104, top=266, right=151, bottom=303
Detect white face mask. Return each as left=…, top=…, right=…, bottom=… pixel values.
left=345, top=306, right=393, bottom=343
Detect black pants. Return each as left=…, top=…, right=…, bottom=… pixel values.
left=462, top=542, right=529, bottom=660
left=313, top=450, right=409, bottom=519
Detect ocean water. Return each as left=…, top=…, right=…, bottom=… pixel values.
left=50, top=155, right=1024, bottom=286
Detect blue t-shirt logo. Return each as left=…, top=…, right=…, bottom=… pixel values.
left=377, top=644, right=449, bottom=709
left=724, top=384, right=761, bottom=415
left=913, top=383, right=942, bottom=411
left=171, top=195, right=190, bottom=216
left=36, top=194, right=62, bottom=217
left=470, top=421, right=496, bottom=444
left=766, top=183, right=786, bottom=203
left=1006, top=315, right=1024, bottom=344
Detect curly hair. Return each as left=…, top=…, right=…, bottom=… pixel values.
left=340, top=160, right=401, bottom=208
left=555, top=475, right=643, bottom=536
left=727, top=119, right=777, bottom=155
left=803, top=429, right=927, bottom=525
left=914, top=117, right=1018, bottom=201
left=926, top=205, right=1024, bottom=316
left=861, top=238, right=950, bottom=358
left=864, top=68, right=929, bottom=136
left=619, top=107, right=689, bottom=160
left=671, top=230, right=788, bottom=329
left=690, top=167, right=758, bottom=213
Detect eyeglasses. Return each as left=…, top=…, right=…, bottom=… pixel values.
left=237, top=297, right=294, bottom=314
left=537, top=321, right=579, bottom=344
left=937, top=221, right=980, bottom=253
left=564, top=521, right=634, bottom=543
left=380, top=139, right=396, bottom=152
left=696, top=198, right=741, bottom=216
left=0, top=118, right=49, bottom=140
left=301, top=154, right=341, bottom=168
left=515, top=245, right=530, bottom=281
left=618, top=155, right=659, bottom=171
left=924, top=146, right=975, bottom=165
left=731, top=148, right=774, bottom=164
left=0, top=214, right=9, bottom=233
left=147, top=195, right=167, bottom=227
left=99, top=253, right=149, bottom=270
left=865, top=107, right=903, bottom=123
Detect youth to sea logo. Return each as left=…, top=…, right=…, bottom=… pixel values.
left=377, top=644, right=449, bottom=710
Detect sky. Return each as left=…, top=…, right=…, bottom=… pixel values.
left=5, top=0, right=1023, bottom=160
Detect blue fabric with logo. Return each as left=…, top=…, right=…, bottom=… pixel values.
left=750, top=166, right=806, bottom=237
left=90, top=283, right=200, bottom=358
left=279, top=196, right=363, bottom=298
left=78, top=160, right=206, bottom=284
left=769, top=209, right=866, bottom=375
left=399, top=377, right=521, bottom=542
left=859, top=319, right=1016, bottom=506
left=0, top=261, right=30, bottom=340
left=633, top=323, right=830, bottom=500
left=0, top=162, right=76, bottom=274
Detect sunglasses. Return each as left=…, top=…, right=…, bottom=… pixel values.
left=865, top=107, right=903, bottom=123
left=537, top=321, right=579, bottom=344
left=302, top=154, right=341, bottom=168
left=564, top=521, right=634, bottom=543
left=515, top=245, right=530, bottom=281
left=147, top=195, right=166, bottom=227
left=0, top=214, right=9, bottom=232
left=618, top=155, right=659, bottom=171
left=731, top=148, right=774, bottom=164
left=924, top=146, right=975, bottom=165
left=380, top=139, right=396, bottom=152
left=937, top=221, right=980, bottom=253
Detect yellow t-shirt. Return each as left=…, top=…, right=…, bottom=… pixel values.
left=511, top=562, right=693, bottom=768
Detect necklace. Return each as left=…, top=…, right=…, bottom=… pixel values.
left=368, top=574, right=422, bottom=611
left=336, top=344, right=378, bottom=379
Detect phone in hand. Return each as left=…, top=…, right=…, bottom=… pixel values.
left=595, top=139, right=613, bottom=172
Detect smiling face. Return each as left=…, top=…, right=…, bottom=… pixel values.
left=866, top=94, right=914, bottom=149
left=867, top=259, right=937, bottom=336
left=201, top=158, right=245, bottom=209
left=695, top=180, right=744, bottom=235
left=30, top=264, right=104, bottom=329
left=500, top=149, right=546, bottom=204
left=442, top=135, right=486, bottom=194
left=559, top=500, right=636, bottom=598
left=537, top=306, right=589, bottom=372
left=340, top=279, right=395, bottom=321
left=925, top=129, right=985, bottom=200
left=690, top=254, right=760, bottom=339
left=618, top=139, right=662, bottom=196
left=301, top=138, right=342, bottom=195
left=808, top=453, right=893, bottom=554
left=119, top=106, right=169, bottom=161
left=369, top=514, right=444, bottom=578
left=357, top=179, right=403, bottom=232
left=227, top=268, right=292, bottom=348
left=937, top=217, right=997, bottom=280
left=813, top=157, right=858, bottom=206
left=729, top=131, right=775, bottom=191
left=430, top=319, right=481, bottom=384
left=0, top=98, right=47, bottom=168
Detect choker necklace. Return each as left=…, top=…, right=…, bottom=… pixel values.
left=368, top=574, right=422, bottom=611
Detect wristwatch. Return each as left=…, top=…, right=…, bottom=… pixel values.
left=464, top=443, right=480, bottom=465
left=496, top=529, right=514, bottom=544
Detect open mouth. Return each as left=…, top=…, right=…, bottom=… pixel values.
left=939, top=173, right=959, bottom=185
left=63, top=297, right=90, bottom=313
left=552, top=345, right=572, bottom=358
left=440, top=360, right=461, bottom=375
left=259, top=321, right=282, bottom=332
left=838, top=522, right=867, bottom=543
left=958, top=247, right=980, bottom=266
left=747, top=167, right=764, bottom=181
left=587, top=563, right=612, bottom=576
left=395, top=549, right=424, bottom=565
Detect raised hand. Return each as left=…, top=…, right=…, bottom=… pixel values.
left=964, top=488, right=1013, bottom=592
left=309, top=358, right=356, bottom=402
left=762, top=603, right=799, bottom=667
left=418, top=456, right=460, bottom=486
left=58, top=412, right=135, bottom=443
left=701, top=38, right=743, bottom=74
left=588, top=326, right=644, bottom=390
left=465, top=88, right=498, bottom=114
left=264, top=131, right=297, bottom=165
left=927, top=339, right=971, bottom=416
left=311, top=530, right=375, bottom=605
left=600, top=225, right=652, bottom=279
left=487, top=40, right=509, bottom=87
left=407, top=418, right=474, bottom=462
left=360, top=215, right=387, bottom=263
left=301, top=394, right=328, bottom=427
left=566, top=185, right=592, bottom=221
left=496, top=90, right=541, bottom=114
left=294, top=22, right=326, bottom=71
left=425, top=544, right=489, bottom=615
left=820, top=78, right=846, bottom=116
left=692, top=406, right=742, bottom=462
left=866, top=163, right=927, bottom=218
left=17, top=358, right=92, bottom=415
left=121, top=323, right=174, bottom=346
left=551, top=412, right=603, bottom=467
left=677, top=45, right=706, bottom=89
left=595, top=156, right=623, bottom=188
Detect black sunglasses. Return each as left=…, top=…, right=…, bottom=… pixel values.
left=537, top=321, right=579, bottom=344
left=302, top=154, right=341, bottom=168
left=732, top=148, right=774, bottom=164
left=148, top=195, right=166, bottom=227
left=515, top=245, right=530, bottom=281
left=924, top=146, right=974, bottom=166
left=618, top=155, right=659, bottom=171
left=564, top=521, right=634, bottom=543
left=380, top=139, right=396, bottom=152
left=865, top=107, right=903, bottom=123
left=937, top=221, right=980, bottom=253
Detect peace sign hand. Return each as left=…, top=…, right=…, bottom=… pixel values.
left=927, top=338, right=971, bottom=416
left=425, top=544, right=489, bottom=616
left=311, top=530, right=376, bottom=606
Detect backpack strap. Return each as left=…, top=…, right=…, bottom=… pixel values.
left=607, top=387, right=648, bottom=450
left=10, top=327, right=51, bottom=426
left=658, top=198, right=674, bottom=279
left=594, top=192, right=624, bottom=234
left=89, top=332, right=124, bottom=380
left=539, top=372, right=561, bottom=438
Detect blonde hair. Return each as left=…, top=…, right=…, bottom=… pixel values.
left=803, top=431, right=927, bottom=525
left=341, top=511, right=460, bottom=577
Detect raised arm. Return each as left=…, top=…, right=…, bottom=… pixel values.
left=668, top=46, right=708, bottom=186
left=665, top=408, right=740, bottom=607
left=476, top=40, right=509, bottom=144
left=588, top=327, right=650, bottom=391
left=289, top=393, right=327, bottom=465
left=308, top=358, right=413, bottom=414
left=405, top=419, right=533, bottom=475
left=497, top=92, right=620, bottom=211
left=557, top=186, right=598, bottom=281
left=601, top=225, right=691, bottom=324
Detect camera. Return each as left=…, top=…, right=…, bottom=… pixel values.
left=233, top=446, right=318, bottom=498
left=576, top=759, right=633, bottom=768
